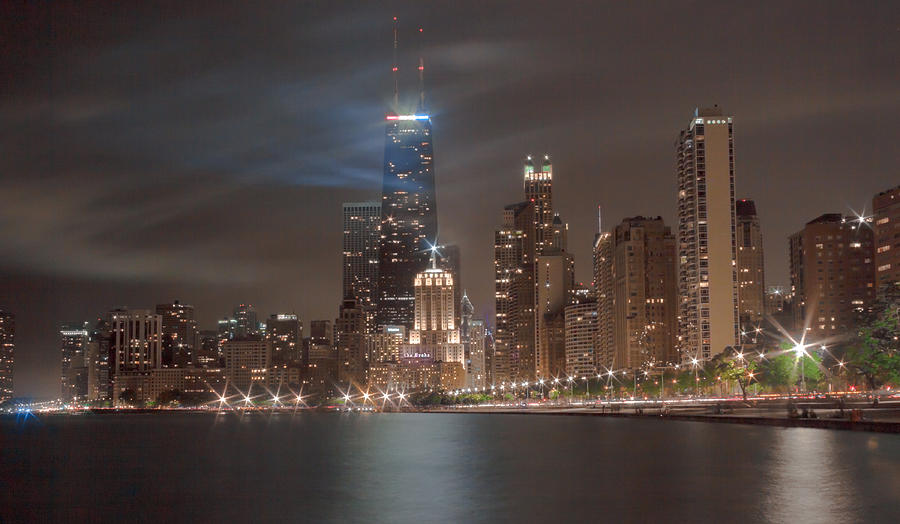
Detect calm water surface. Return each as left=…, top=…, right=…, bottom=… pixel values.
left=2, top=413, right=899, bottom=523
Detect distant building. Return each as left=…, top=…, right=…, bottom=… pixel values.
left=873, top=185, right=900, bottom=296
left=438, top=244, right=462, bottom=326
left=156, top=300, right=197, bottom=367
left=790, top=214, right=874, bottom=339
left=342, top=201, right=381, bottom=307
left=534, top=251, right=575, bottom=379
left=87, top=318, right=111, bottom=402
left=232, top=304, right=259, bottom=339
left=110, top=309, right=162, bottom=403
left=460, top=292, right=486, bottom=388
left=676, top=106, right=739, bottom=361
left=372, top=325, right=406, bottom=363
left=223, top=339, right=271, bottom=392
left=335, top=299, right=368, bottom=386
left=195, top=329, right=221, bottom=368
left=0, top=310, right=14, bottom=402
left=266, top=314, right=302, bottom=364
left=60, top=322, right=90, bottom=401
left=735, top=200, right=765, bottom=323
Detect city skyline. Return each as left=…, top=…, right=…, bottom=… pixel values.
left=2, top=2, right=899, bottom=397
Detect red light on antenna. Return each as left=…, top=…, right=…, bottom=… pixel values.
left=393, top=16, right=397, bottom=21
left=392, top=67, right=398, bottom=72
left=419, top=28, right=423, bottom=32
left=418, top=66, right=424, bottom=71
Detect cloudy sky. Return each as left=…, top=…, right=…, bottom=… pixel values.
left=1, top=1, right=898, bottom=397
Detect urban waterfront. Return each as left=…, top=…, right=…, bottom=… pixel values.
left=3, top=413, right=899, bottom=523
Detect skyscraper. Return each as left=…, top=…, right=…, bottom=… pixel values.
left=593, top=231, right=614, bottom=370
left=342, top=202, right=381, bottom=306
left=676, top=106, right=739, bottom=361
left=335, top=298, right=368, bottom=386
left=534, top=251, right=575, bottom=379
left=111, top=309, right=162, bottom=373
left=873, top=185, right=900, bottom=296
left=266, top=314, right=302, bottom=364
left=493, top=200, right=535, bottom=383
left=0, top=310, right=14, bottom=402
left=789, top=214, right=874, bottom=339
left=605, top=217, right=678, bottom=369
left=460, top=292, right=486, bottom=388
left=735, top=200, right=765, bottom=323
left=525, top=155, right=555, bottom=254
left=156, top=300, right=197, bottom=367
left=404, top=253, right=464, bottom=366
left=232, top=304, right=259, bottom=339
left=564, top=296, right=598, bottom=378
left=60, top=322, right=90, bottom=401
left=376, top=24, right=438, bottom=329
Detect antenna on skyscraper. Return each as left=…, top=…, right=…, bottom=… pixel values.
left=598, top=204, right=603, bottom=233
left=392, top=16, right=399, bottom=111
left=417, top=26, right=425, bottom=112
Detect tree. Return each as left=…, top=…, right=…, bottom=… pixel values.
left=845, top=283, right=900, bottom=390
left=713, top=349, right=758, bottom=401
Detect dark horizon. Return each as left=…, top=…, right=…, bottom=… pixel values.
left=2, top=1, right=899, bottom=397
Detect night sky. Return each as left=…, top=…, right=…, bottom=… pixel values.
left=2, top=1, right=898, bottom=397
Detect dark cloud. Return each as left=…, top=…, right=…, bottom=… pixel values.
left=1, top=1, right=898, bottom=397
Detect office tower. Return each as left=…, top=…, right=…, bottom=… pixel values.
left=676, top=106, right=739, bottom=361
left=493, top=201, right=536, bottom=382
left=0, top=310, right=13, bottom=402
left=404, top=253, right=464, bottom=366
left=873, top=185, right=900, bottom=295
left=609, top=217, right=678, bottom=369
left=223, top=339, right=271, bottom=392
left=232, top=304, right=259, bottom=339
left=534, top=252, right=575, bottom=378
left=377, top=28, right=438, bottom=330
left=336, top=299, right=368, bottom=386
left=789, top=214, right=875, bottom=339
left=593, top=231, right=614, bottom=369
left=266, top=314, right=302, bottom=364
left=735, top=200, right=765, bottom=323
left=343, top=201, right=381, bottom=306
left=111, top=309, right=162, bottom=373
left=483, top=328, right=495, bottom=386
left=565, top=296, right=598, bottom=378
left=87, top=318, right=111, bottom=401
left=195, top=330, right=220, bottom=368
left=156, top=300, right=197, bottom=367
left=60, top=322, right=90, bottom=401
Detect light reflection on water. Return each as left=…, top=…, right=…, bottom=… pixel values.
left=2, top=413, right=899, bottom=523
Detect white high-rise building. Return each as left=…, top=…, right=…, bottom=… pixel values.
left=676, top=106, right=739, bottom=361
left=403, top=253, right=464, bottom=366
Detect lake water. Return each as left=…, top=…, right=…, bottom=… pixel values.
left=2, top=413, right=899, bottom=523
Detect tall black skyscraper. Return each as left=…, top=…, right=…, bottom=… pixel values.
left=376, top=20, right=438, bottom=329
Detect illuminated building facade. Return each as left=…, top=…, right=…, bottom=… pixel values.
left=676, top=106, right=739, bottom=361
left=343, top=201, right=381, bottom=306
left=735, top=200, right=765, bottom=322
left=403, top=254, right=464, bottom=366
left=873, top=185, right=900, bottom=296
left=111, top=309, right=162, bottom=373
left=336, top=298, right=368, bottom=386
left=789, top=214, right=874, bottom=339
left=0, top=310, right=14, bottom=402
left=223, top=339, right=271, bottom=391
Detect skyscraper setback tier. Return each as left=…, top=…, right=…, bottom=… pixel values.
left=735, top=200, right=765, bottom=323
left=377, top=114, right=438, bottom=329
left=676, top=106, right=739, bottom=361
